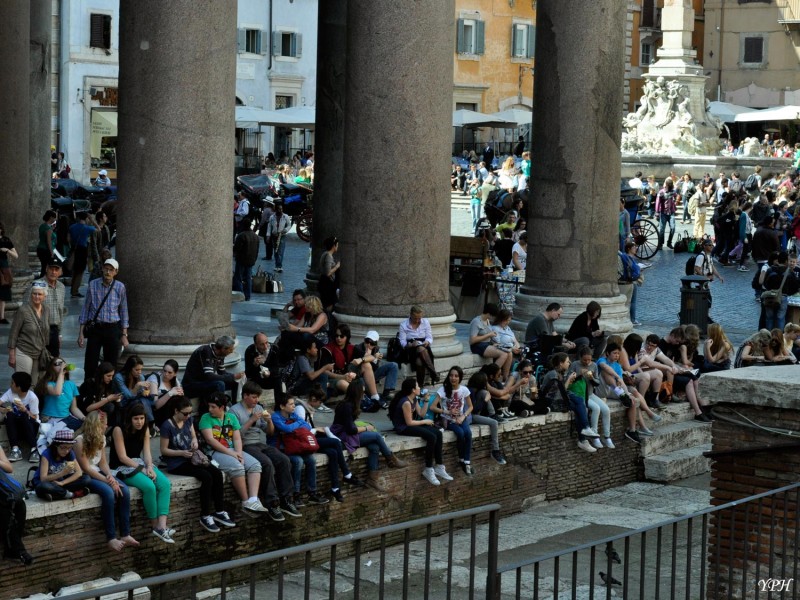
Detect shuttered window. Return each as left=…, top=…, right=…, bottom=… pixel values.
left=456, top=19, right=485, bottom=55
left=272, top=32, right=302, bottom=58
left=237, top=29, right=268, bottom=55
left=512, top=24, right=535, bottom=58
left=89, top=14, right=111, bottom=50
left=743, top=37, right=764, bottom=63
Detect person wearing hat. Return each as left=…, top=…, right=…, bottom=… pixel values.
left=94, top=169, right=111, bottom=187
left=353, top=330, right=400, bottom=408
left=78, top=258, right=129, bottom=380
left=25, top=259, right=66, bottom=356
left=33, top=428, right=90, bottom=501
left=694, top=239, right=724, bottom=317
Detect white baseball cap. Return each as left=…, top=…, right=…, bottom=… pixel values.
left=99, top=169, right=108, bottom=176
left=104, top=258, right=119, bottom=270
left=365, top=330, right=380, bottom=342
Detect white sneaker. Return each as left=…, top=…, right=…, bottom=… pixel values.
left=604, top=437, right=616, bottom=449
left=580, top=427, right=600, bottom=439
left=242, top=498, right=268, bottom=513
left=316, top=404, right=333, bottom=413
left=422, top=467, right=440, bottom=486
left=591, top=438, right=603, bottom=449
left=577, top=439, right=597, bottom=453
left=433, top=464, right=454, bottom=481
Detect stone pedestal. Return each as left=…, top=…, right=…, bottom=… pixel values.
left=0, top=2, right=31, bottom=270
left=513, top=0, right=630, bottom=337
left=333, top=0, right=462, bottom=358
left=116, top=1, right=237, bottom=367
left=305, top=0, right=346, bottom=293
left=646, top=0, right=701, bottom=77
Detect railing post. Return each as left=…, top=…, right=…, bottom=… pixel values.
left=486, top=507, right=501, bottom=600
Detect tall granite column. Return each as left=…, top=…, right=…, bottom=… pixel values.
left=116, top=1, right=237, bottom=367
left=0, top=2, right=31, bottom=271
left=30, top=0, right=52, bottom=243
left=305, top=0, right=346, bottom=292
left=334, top=0, right=462, bottom=358
left=512, top=0, right=631, bottom=335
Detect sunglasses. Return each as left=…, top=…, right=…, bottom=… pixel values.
left=335, top=333, right=346, bottom=338
left=181, top=410, right=193, bottom=416
left=521, top=370, right=533, bottom=375
left=364, top=339, right=376, bottom=345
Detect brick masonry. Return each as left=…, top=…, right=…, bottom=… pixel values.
left=5, top=409, right=642, bottom=599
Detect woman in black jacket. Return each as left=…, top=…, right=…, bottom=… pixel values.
left=566, top=301, right=606, bottom=358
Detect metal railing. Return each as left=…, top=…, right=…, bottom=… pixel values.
left=488, top=482, right=800, bottom=600
left=56, top=504, right=500, bottom=600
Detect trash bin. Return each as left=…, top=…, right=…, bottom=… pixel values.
left=679, top=276, right=711, bottom=334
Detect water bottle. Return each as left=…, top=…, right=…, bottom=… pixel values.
left=65, top=363, right=76, bottom=372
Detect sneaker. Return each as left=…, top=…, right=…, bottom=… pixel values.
left=604, top=437, right=616, bottom=449
left=517, top=410, right=531, bottom=418
left=307, top=492, right=330, bottom=505
left=433, top=464, right=453, bottom=481
left=242, top=498, right=269, bottom=513
left=461, top=462, right=474, bottom=475
left=293, top=493, right=307, bottom=508
left=331, top=488, right=344, bottom=502
left=625, top=430, right=642, bottom=445
left=577, top=439, right=597, bottom=453
left=591, top=438, right=603, bottom=449
left=637, top=428, right=654, bottom=437
left=199, top=515, right=220, bottom=533
left=422, top=467, right=440, bottom=486
left=694, top=413, right=712, bottom=423
left=63, top=491, right=74, bottom=499
left=280, top=500, right=302, bottom=518
left=212, top=511, right=236, bottom=528
left=266, top=504, right=285, bottom=522
left=500, top=410, right=518, bottom=421
left=738, top=265, right=750, bottom=272
left=152, top=528, right=175, bottom=544
left=275, top=267, right=283, bottom=273
left=18, top=550, right=33, bottom=566
left=166, top=527, right=176, bottom=537
left=315, top=404, right=333, bottom=413
left=28, top=450, right=40, bottom=463
left=651, top=413, right=663, bottom=423
left=491, top=450, right=507, bottom=465
left=343, top=474, right=365, bottom=487
left=631, top=320, right=642, bottom=326
left=8, top=447, right=22, bottom=462
left=580, top=427, right=600, bottom=439
left=490, top=414, right=508, bottom=424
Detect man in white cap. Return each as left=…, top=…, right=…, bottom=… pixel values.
left=94, top=169, right=111, bottom=187
left=353, top=330, right=399, bottom=409
left=78, top=258, right=129, bottom=379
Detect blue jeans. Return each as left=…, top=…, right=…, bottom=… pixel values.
left=233, top=261, right=253, bottom=300
left=274, top=235, right=286, bottom=269
left=764, top=296, right=789, bottom=330
left=289, top=454, right=317, bottom=493
left=470, top=200, right=481, bottom=229
left=359, top=431, right=393, bottom=471
left=630, top=283, right=639, bottom=322
left=316, top=437, right=350, bottom=489
left=567, top=392, right=591, bottom=440
left=85, top=476, right=131, bottom=541
left=374, top=361, right=399, bottom=391
left=658, top=213, right=675, bottom=246
left=446, top=420, right=473, bottom=462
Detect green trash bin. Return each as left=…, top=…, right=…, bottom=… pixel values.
left=680, top=275, right=711, bottom=334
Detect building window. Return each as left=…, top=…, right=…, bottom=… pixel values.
left=237, top=29, right=268, bottom=55
left=511, top=24, right=535, bottom=58
left=457, top=19, right=485, bottom=55
left=743, top=37, right=764, bottom=63
left=273, top=32, right=302, bottom=58
left=89, top=14, right=111, bottom=50
left=275, top=95, right=293, bottom=110
left=641, top=42, right=653, bottom=66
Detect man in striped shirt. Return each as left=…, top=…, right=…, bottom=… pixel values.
left=78, top=258, right=129, bottom=379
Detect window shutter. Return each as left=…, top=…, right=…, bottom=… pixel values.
left=475, top=20, right=485, bottom=55
left=293, top=33, right=302, bottom=58
left=237, top=29, right=246, bottom=54
left=457, top=19, right=466, bottom=53
left=511, top=25, right=518, bottom=57
left=272, top=31, right=281, bottom=56
left=90, top=14, right=104, bottom=48
left=260, top=31, right=269, bottom=55
left=527, top=25, right=536, bottom=58
left=743, top=37, right=763, bottom=63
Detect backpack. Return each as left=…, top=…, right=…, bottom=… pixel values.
left=0, top=470, right=26, bottom=505
left=744, top=173, right=758, bottom=192
left=385, top=335, right=404, bottom=364
left=360, top=394, right=381, bottom=413
left=685, top=253, right=705, bottom=276
left=729, top=179, right=744, bottom=195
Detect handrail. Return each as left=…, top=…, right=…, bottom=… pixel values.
left=497, top=481, right=800, bottom=574
left=58, top=503, right=501, bottom=600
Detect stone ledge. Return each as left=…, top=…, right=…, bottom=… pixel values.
left=698, top=366, right=800, bottom=409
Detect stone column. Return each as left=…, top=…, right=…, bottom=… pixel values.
left=512, top=0, right=631, bottom=335
left=0, top=2, right=31, bottom=271
left=305, top=0, right=347, bottom=292
left=30, top=0, right=52, bottom=246
left=116, top=1, right=237, bottom=368
left=334, top=0, right=462, bottom=358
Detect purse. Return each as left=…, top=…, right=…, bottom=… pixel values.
left=0, top=267, right=12, bottom=286
left=252, top=266, right=267, bottom=294
left=282, top=427, right=320, bottom=455
left=761, top=267, right=791, bottom=308
left=673, top=231, right=689, bottom=253
left=191, top=449, right=210, bottom=467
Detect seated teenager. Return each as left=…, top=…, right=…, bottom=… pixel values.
left=651, top=331, right=709, bottom=421
left=783, top=323, right=800, bottom=362
left=77, top=361, right=122, bottom=430
left=0, top=372, right=40, bottom=463
left=468, top=303, right=512, bottom=374
left=566, top=301, right=607, bottom=359
left=160, top=397, right=236, bottom=533
left=490, top=309, right=523, bottom=380
left=113, top=355, right=153, bottom=425
left=506, top=359, right=541, bottom=417
left=769, top=327, right=796, bottom=363
left=0, top=446, right=32, bottom=565
left=568, top=346, right=613, bottom=449
left=619, top=333, right=663, bottom=407
left=33, top=428, right=90, bottom=500
left=37, top=357, right=85, bottom=430
left=320, top=323, right=360, bottom=402
left=288, top=338, right=335, bottom=399
left=540, top=353, right=600, bottom=453
left=433, top=366, right=475, bottom=475
left=389, top=377, right=453, bottom=486
left=146, top=359, right=184, bottom=428
left=479, top=363, right=523, bottom=420
left=465, top=371, right=507, bottom=465
left=735, top=329, right=775, bottom=367
left=352, top=330, right=400, bottom=407
left=281, top=295, right=330, bottom=350
left=75, top=411, right=138, bottom=551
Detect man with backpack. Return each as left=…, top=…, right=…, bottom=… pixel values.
left=692, top=239, right=724, bottom=314
left=744, top=166, right=762, bottom=199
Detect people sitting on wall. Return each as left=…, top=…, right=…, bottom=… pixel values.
left=566, top=301, right=607, bottom=359
left=243, top=332, right=282, bottom=401
left=479, top=363, right=523, bottom=421
left=468, top=303, right=512, bottom=375
left=352, top=330, right=399, bottom=409
left=734, top=329, right=776, bottom=368
left=490, top=309, right=522, bottom=380
left=1, top=372, right=40, bottom=463
left=428, top=366, right=475, bottom=475
left=525, top=302, right=577, bottom=357
left=182, top=336, right=245, bottom=413
left=464, top=371, right=508, bottom=465
left=567, top=346, right=613, bottom=450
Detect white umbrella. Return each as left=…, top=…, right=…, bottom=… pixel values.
left=262, top=106, right=316, bottom=129
left=234, top=105, right=275, bottom=128
left=735, top=105, right=800, bottom=123
left=707, top=101, right=758, bottom=123
left=452, top=109, right=515, bottom=128
left=490, top=108, right=533, bottom=128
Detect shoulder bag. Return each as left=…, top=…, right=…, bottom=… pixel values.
left=282, top=426, right=320, bottom=455
left=83, top=281, right=116, bottom=337
left=761, top=267, right=791, bottom=307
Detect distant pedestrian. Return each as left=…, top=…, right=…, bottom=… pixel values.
left=232, top=228, right=259, bottom=301
left=266, top=202, right=292, bottom=273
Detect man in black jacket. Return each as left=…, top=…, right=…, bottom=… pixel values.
left=183, top=336, right=245, bottom=412
left=233, top=228, right=260, bottom=300
left=243, top=332, right=283, bottom=401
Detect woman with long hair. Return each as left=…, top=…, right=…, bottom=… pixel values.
left=465, top=371, right=507, bottom=464
left=703, top=323, right=733, bottom=372
left=331, top=382, right=407, bottom=491
left=318, top=236, right=340, bottom=311
left=435, top=366, right=475, bottom=475
left=78, top=361, right=122, bottom=428
left=113, top=355, right=153, bottom=424
left=110, top=403, right=174, bottom=544
left=388, top=377, right=453, bottom=486
left=75, top=411, right=138, bottom=551
left=283, top=295, right=329, bottom=348
left=37, top=356, right=85, bottom=430
left=147, top=359, right=184, bottom=427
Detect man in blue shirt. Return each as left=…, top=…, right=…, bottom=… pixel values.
left=67, top=212, right=96, bottom=298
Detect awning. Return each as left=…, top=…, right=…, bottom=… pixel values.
left=453, top=109, right=515, bottom=128
left=235, top=106, right=276, bottom=128
left=489, top=108, right=533, bottom=128
left=735, top=105, right=800, bottom=122
left=707, top=101, right=758, bottom=123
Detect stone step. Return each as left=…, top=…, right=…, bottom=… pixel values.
left=649, top=401, right=695, bottom=426
left=643, top=443, right=712, bottom=482
left=640, top=420, right=712, bottom=457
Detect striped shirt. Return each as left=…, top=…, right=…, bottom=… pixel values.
left=79, top=277, right=129, bottom=328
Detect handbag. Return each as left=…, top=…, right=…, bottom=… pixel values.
left=252, top=266, right=267, bottom=293
left=673, top=231, right=690, bottom=253
left=282, top=427, right=320, bottom=455
left=686, top=238, right=698, bottom=253
left=0, top=267, right=12, bottom=286
left=761, top=267, right=791, bottom=307
left=191, top=449, right=210, bottom=467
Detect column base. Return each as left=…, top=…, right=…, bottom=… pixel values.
left=123, top=343, right=241, bottom=373
left=332, top=312, right=464, bottom=359
left=511, top=293, right=632, bottom=339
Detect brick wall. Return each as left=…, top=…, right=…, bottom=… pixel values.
left=6, top=409, right=642, bottom=599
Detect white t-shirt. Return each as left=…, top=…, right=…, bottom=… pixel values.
left=510, top=242, right=527, bottom=269
left=0, top=388, right=39, bottom=420
left=436, top=385, right=471, bottom=422
left=695, top=253, right=712, bottom=276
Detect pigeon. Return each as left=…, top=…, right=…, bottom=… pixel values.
left=605, top=545, right=622, bottom=564
left=599, top=572, right=622, bottom=586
